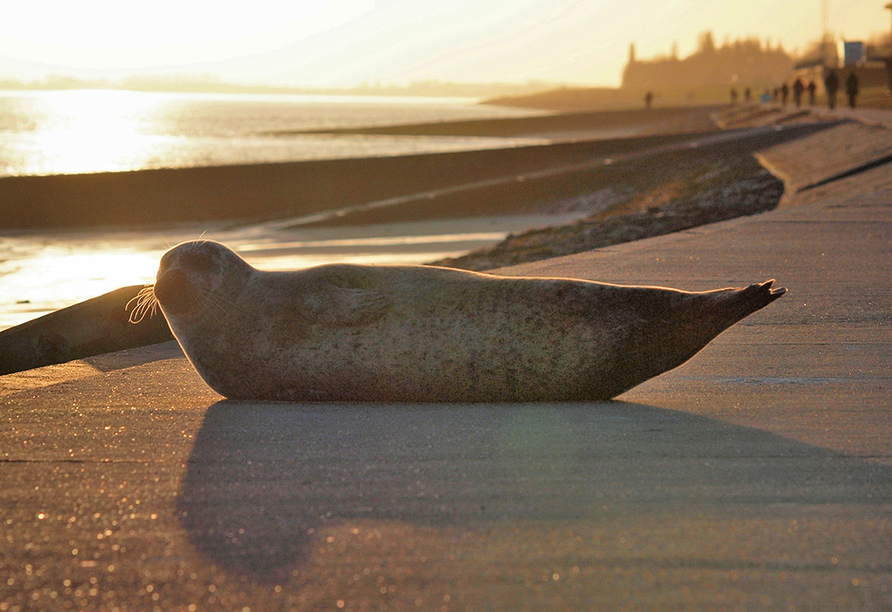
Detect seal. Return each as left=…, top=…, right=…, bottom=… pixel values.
left=134, top=240, right=785, bottom=402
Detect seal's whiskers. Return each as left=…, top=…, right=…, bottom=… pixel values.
left=126, top=285, right=160, bottom=324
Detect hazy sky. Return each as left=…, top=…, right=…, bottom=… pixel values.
left=1, top=0, right=888, bottom=87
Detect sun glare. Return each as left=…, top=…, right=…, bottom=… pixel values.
left=0, top=0, right=375, bottom=70
left=16, top=90, right=169, bottom=175
left=5, top=248, right=160, bottom=303
left=0, top=245, right=162, bottom=329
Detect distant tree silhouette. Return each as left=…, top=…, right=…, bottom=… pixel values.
left=698, top=32, right=717, bottom=56
left=622, top=32, right=794, bottom=92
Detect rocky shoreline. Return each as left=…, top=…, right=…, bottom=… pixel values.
left=431, top=144, right=786, bottom=270
left=423, top=104, right=843, bottom=271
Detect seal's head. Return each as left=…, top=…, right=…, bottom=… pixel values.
left=153, top=240, right=253, bottom=324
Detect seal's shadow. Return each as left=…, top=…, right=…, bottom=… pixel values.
left=177, top=400, right=891, bottom=581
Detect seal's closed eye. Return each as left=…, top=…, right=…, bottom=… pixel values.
left=178, top=252, right=216, bottom=275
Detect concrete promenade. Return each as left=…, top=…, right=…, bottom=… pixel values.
left=1, top=120, right=891, bottom=610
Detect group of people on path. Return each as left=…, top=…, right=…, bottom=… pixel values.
left=649, top=69, right=863, bottom=111
left=774, top=79, right=818, bottom=107
left=773, top=70, right=860, bottom=110
left=823, top=70, right=859, bottom=110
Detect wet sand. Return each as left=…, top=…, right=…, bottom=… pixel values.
left=279, top=105, right=720, bottom=137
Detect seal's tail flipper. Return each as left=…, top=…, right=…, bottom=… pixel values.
left=599, top=279, right=788, bottom=398
left=757, top=278, right=786, bottom=299
left=676, top=278, right=786, bottom=358
left=730, top=279, right=786, bottom=320
left=658, top=278, right=785, bottom=379
left=766, top=279, right=787, bottom=298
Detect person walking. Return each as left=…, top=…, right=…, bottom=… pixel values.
left=793, top=78, right=804, bottom=107
left=644, top=91, right=654, bottom=109
left=824, top=70, right=839, bottom=110
left=807, top=80, right=817, bottom=106
left=845, top=72, right=860, bottom=109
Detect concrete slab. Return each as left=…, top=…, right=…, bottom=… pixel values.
left=2, top=178, right=891, bottom=609
left=811, top=106, right=892, bottom=130
left=757, top=122, right=892, bottom=195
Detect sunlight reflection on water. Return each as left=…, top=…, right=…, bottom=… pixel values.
left=0, top=90, right=547, bottom=176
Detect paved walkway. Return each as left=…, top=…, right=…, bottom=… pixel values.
left=812, top=105, right=892, bottom=129
left=714, top=102, right=892, bottom=131
left=2, top=126, right=891, bottom=610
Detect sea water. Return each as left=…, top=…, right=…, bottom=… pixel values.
left=0, top=89, right=545, bottom=176
left=0, top=90, right=550, bottom=330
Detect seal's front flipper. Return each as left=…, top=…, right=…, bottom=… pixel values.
left=308, top=284, right=391, bottom=327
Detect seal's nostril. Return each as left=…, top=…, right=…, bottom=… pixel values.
left=154, top=269, right=189, bottom=309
